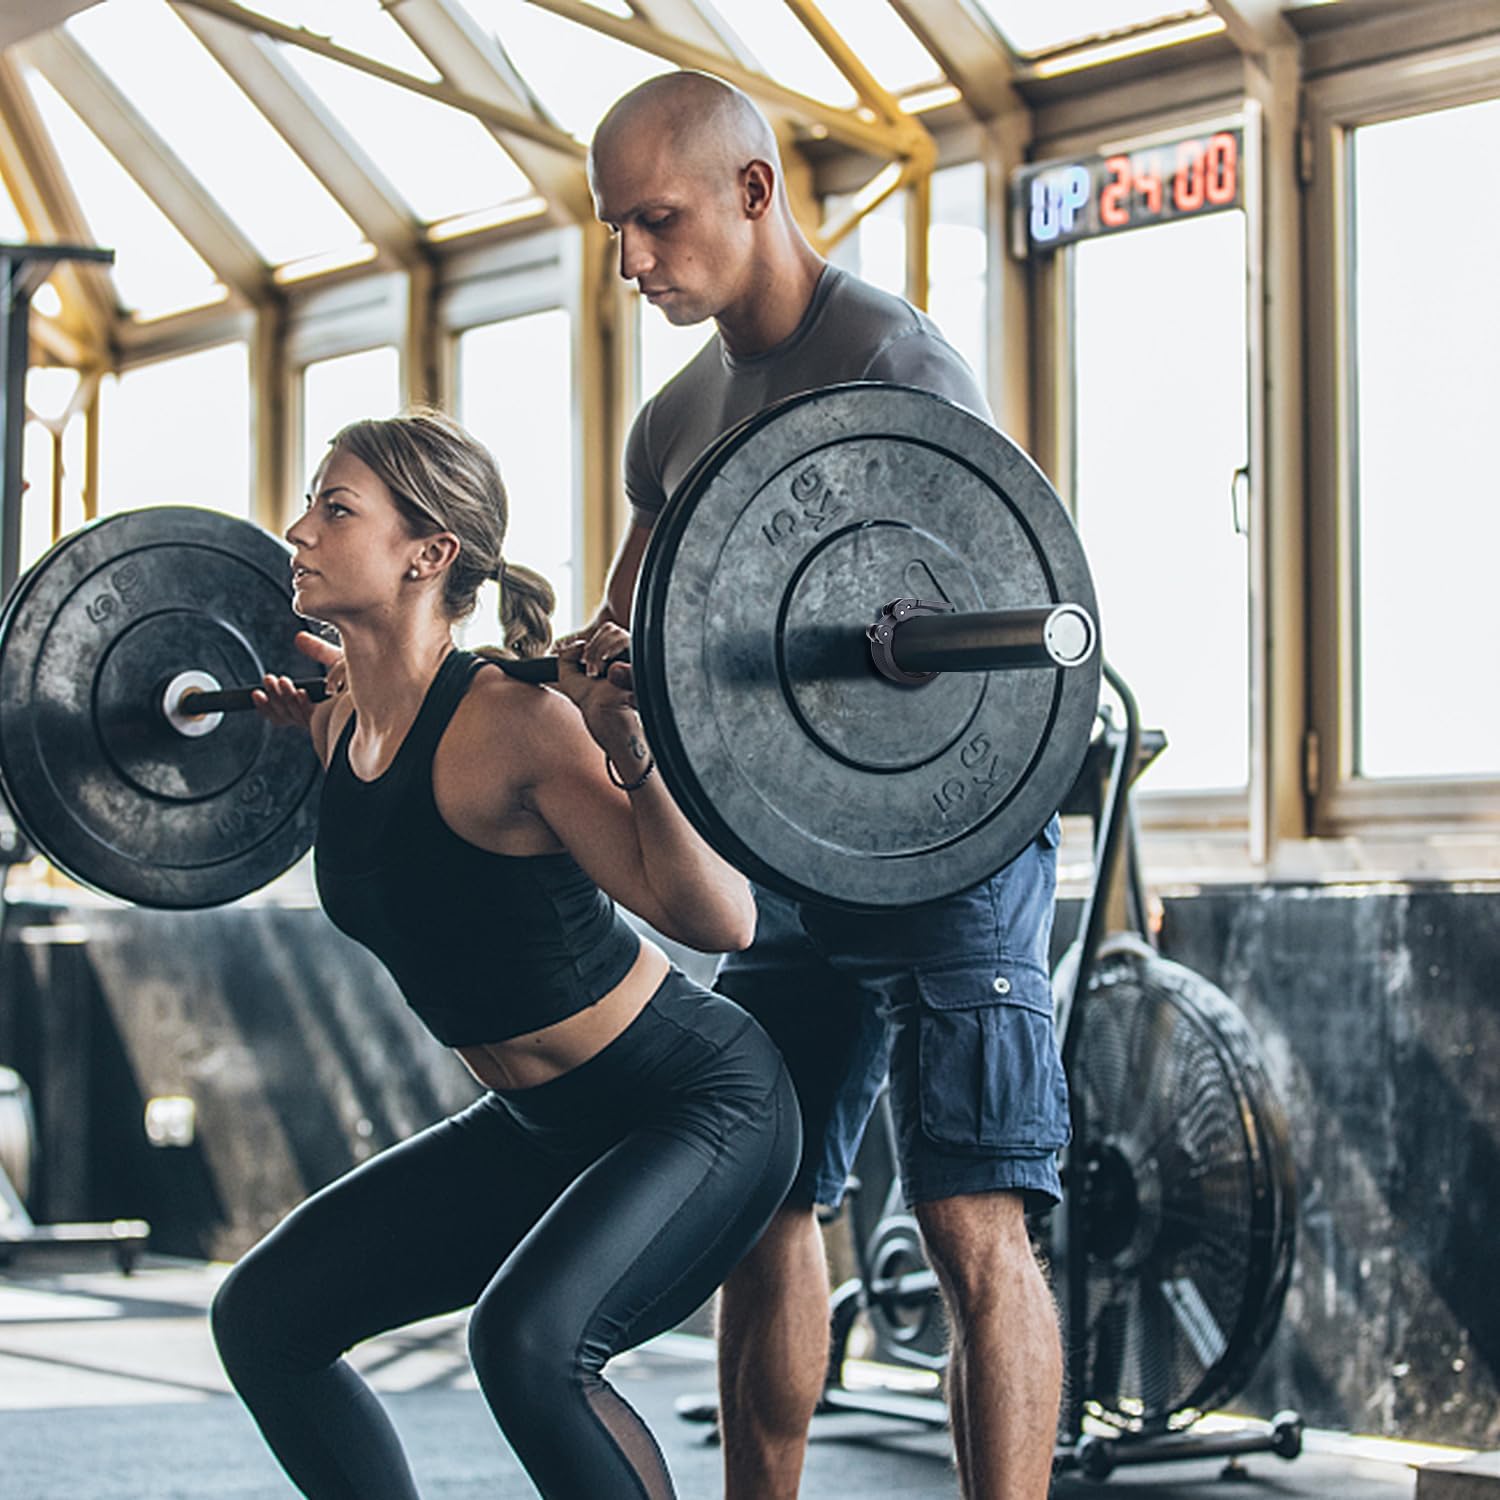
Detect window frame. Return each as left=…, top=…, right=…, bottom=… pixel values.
left=1027, top=87, right=1265, bottom=857
left=1304, top=38, right=1500, bottom=846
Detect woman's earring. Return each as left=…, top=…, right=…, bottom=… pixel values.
left=407, top=566, right=420, bottom=580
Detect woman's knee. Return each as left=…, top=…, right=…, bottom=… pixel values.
left=211, top=1243, right=338, bottom=1378
left=210, top=1255, right=275, bottom=1372
left=469, top=1284, right=592, bottom=1418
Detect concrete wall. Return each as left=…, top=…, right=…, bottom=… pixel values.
left=0, top=884, right=1496, bottom=1447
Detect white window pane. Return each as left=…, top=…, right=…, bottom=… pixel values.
left=25, top=367, right=80, bottom=424
left=97, top=345, right=252, bottom=517
left=972, top=0, right=1210, bottom=56
left=636, top=296, right=714, bottom=414
left=827, top=190, right=906, bottom=299
left=300, top=346, right=402, bottom=483
left=24, top=69, right=222, bottom=319
left=248, top=0, right=440, bottom=78
left=281, top=47, right=531, bottom=222
left=930, top=161, right=988, bottom=395
left=707, top=0, right=857, bottom=108
left=66, top=0, right=364, bottom=268
left=21, top=421, right=57, bottom=573
left=457, top=0, right=665, bottom=144
left=1352, top=100, right=1500, bottom=779
left=0, top=177, right=25, bottom=240
left=1073, top=212, right=1249, bottom=792
left=457, top=310, right=578, bottom=636
left=810, top=0, right=942, bottom=95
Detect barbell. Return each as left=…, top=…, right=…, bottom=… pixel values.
left=0, top=383, right=1100, bottom=912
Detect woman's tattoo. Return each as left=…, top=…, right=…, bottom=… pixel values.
left=628, top=734, right=649, bottom=762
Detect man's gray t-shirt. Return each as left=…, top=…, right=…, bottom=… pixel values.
left=624, top=263, right=990, bottom=525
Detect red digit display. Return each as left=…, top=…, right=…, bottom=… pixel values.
left=1173, top=138, right=1205, bottom=211
left=1204, top=132, right=1238, bottom=205
left=1132, top=152, right=1163, bottom=214
left=1100, top=155, right=1131, bottom=227
left=1015, top=125, right=1243, bottom=254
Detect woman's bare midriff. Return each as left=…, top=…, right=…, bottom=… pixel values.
left=455, top=937, right=672, bottom=1092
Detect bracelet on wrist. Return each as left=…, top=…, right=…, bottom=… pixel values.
left=605, top=751, right=656, bottom=792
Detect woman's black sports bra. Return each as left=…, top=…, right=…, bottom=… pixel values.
left=315, top=650, right=641, bottom=1047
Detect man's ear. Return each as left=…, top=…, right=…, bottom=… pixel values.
left=742, top=159, right=776, bottom=220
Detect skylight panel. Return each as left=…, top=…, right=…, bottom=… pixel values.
left=0, top=179, right=26, bottom=242
left=970, top=1, right=1212, bottom=58
left=23, top=68, right=224, bottom=319
left=809, top=0, right=944, bottom=97
left=66, top=0, right=364, bottom=268
left=704, top=0, right=859, bottom=108
left=457, top=0, right=665, bottom=143
left=280, top=45, right=534, bottom=223
left=240, top=0, right=442, bottom=79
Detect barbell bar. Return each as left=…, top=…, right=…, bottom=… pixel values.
left=157, top=596, right=1097, bottom=735
left=0, top=383, right=1101, bottom=911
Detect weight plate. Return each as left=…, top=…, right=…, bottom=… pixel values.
left=635, top=383, right=1100, bottom=911
left=0, top=506, right=322, bottom=908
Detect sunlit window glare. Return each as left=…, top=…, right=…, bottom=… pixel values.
left=97, top=343, right=253, bottom=518
left=280, top=46, right=532, bottom=222
left=457, top=309, right=579, bottom=637
left=66, top=0, right=364, bottom=267
left=300, top=345, right=402, bottom=485
left=0, top=179, right=26, bottom=241
left=972, top=0, right=1212, bottom=57
left=459, top=0, right=665, bottom=144
left=1352, top=100, right=1500, bottom=779
left=246, top=0, right=442, bottom=79
left=709, top=0, right=858, bottom=108
left=23, top=68, right=223, bottom=318
left=1073, top=211, right=1250, bottom=794
left=810, top=0, right=943, bottom=96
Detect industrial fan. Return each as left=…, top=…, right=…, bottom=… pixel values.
left=1054, top=932, right=1297, bottom=1453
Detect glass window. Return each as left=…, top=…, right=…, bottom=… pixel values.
left=0, top=177, right=25, bottom=241
left=280, top=47, right=532, bottom=223
left=21, top=420, right=58, bottom=573
left=707, top=0, right=857, bottom=108
left=808, top=0, right=943, bottom=96
left=1072, top=211, right=1249, bottom=793
left=97, top=344, right=252, bottom=517
left=457, top=0, right=665, bottom=144
left=457, top=310, right=579, bottom=637
left=972, top=1, right=1212, bottom=57
left=300, top=345, right=402, bottom=483
left=929, top=161, right=988, bottom=395
left=248, top=0, right=441, bottom=77
left=827, top=189, right=907, bottom=299
left=66, top=0, right=364, bottom=269
left=1350, top=100, right=1500, bottom=780
left=636, top=297, right=714, bottom=413
left=23, top=68, right=223, bottom=319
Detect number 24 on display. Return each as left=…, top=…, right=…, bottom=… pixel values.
left=1101, top=132, right=1238, bottom=227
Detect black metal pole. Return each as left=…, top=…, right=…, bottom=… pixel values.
left=1, top=252, right=31, bottom=602
left=0, top=243, right=115, bottom=603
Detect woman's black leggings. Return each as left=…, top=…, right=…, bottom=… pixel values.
left=211, top=971, right=800, bottom=1499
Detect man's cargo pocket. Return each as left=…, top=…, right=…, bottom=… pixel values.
left=914, top=963, right=1070, bottom=1153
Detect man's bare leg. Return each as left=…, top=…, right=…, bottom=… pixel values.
left=916, top=1191, right=1061, bottom=1500
left=717, top=1205, right=829, bottom=1500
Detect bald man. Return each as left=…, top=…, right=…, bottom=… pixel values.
left=581, top=72, right=1068, bottom=1500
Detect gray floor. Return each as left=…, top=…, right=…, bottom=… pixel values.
left=0, top=1255, right=1450, bottom=1498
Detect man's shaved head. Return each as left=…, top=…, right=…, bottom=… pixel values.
left=589, top=71, right=781, bottom=191
left=589, top=70, right=819, bottom=343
